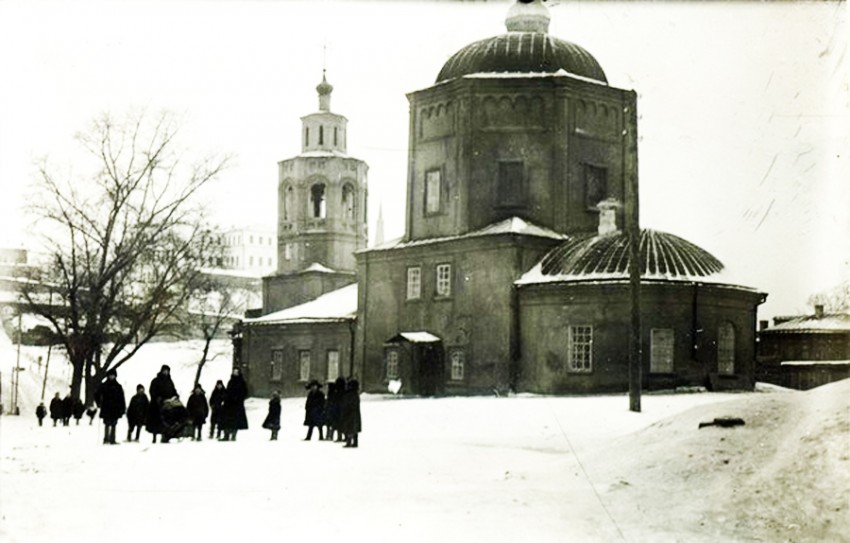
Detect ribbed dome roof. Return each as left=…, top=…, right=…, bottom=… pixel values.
left=437, top=33, right=607, bottom=84
left=538, top=229, right=724, bottom=280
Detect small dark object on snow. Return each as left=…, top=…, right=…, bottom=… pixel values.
left=698, top=417, right=745, bottom=429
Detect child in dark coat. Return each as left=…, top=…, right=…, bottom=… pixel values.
left=208, top=380, right=226, bottom=439
left=94, top=369, right=127, bottom=445
left=72, top=398, right=85, bottom=425
left=186, top=385, right=209, bottom=441
left=262, top=391, right=282, bottom=440
left=36, top=402, right=47, bottom=426
left=126, top=385, right=149, bottom=442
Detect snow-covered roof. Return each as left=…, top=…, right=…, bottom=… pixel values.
left=516, top=228, right=761, bottom=293
left=363, top=217, right=567, bottom=253
left=200, top=267, right=265, bottom=280
left=780, top=360, right=850, bottom=366
left=763, top=313, right=850, bottom=333
left=462, top=69, right=609, bottom=87
left=302, top=262, right=337, bottom=274
left=386, top=331, right=442, bottom=344
left=243, top=283, right=357, bottom=325
left=293, top=150, right=350, bottom=159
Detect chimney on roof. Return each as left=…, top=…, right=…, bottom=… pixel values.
left=596, top=198, right=621, bottom=236
left=814, top=304, right=824, bottom=319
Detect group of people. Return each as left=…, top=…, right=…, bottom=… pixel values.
left=283, top=376, right=362, bottom=448
left=37, top=392, right=94, bottom=427
left=35, top=365, right=362, bottom=448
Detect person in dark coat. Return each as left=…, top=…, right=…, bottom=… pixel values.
left=61, top=393, right=73, bottom=426
left=208, top=380, right=226, bottom=439
left=146, top=364, right=179, bottom=443
left=86, top=404, right=97, bottom=425
left=324, top=380, right=342, bottom=442
left=219, top=368, right=248, bottom=441
left=49, top=393, right=63, bottom=427
left=186, top=385, right=209, bottom=441
left=339, top=378, right=361, bottom=448
left=303, top=379, right=325, bottom=441
left=126, top=384, right=149, bottom=442
left=94, top=369, right=126, bottom=445
left=36, top=402, right=47, bottom=426
left=262, top=391, right=282, bottom=440
left=71, top=397, right=85, bottom=425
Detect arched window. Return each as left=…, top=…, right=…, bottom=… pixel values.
left=319, top=125, right=324, bottom=145
left=334, top=126, right=338, bottom=146
left=283, top=186, right=294, bottom=221
left=341, top=183, right=355, bottom=220
left=310, top=183, right=326, bottom=218
left=717, top=322, right=735, bottom=375
left=304, top=127, right=309, bottom=147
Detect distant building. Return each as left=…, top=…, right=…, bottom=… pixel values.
left=757, top=305, right=850, bottom=390
left=216, top=225, right=277, bottom=275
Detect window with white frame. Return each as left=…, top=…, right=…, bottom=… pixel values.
left=406, top=267, right=421, bottom=300
left=717, top=323, right=735, bottom=375
left=386, top=350, right=399, bottom=380
left=298, top=350, right=311, bottom=382
left=425, top=169, right=441, bottom=214
left=650, top=328, right=674, bottom=373
left=436, top=264, right=451, bottom=297
left=327, top=350, right=340, bottom=382
left=567, top=325, right=593, bottom=372
left=284, top=243, right=292, bottom=261
left=271, top=350, right=284, bottom=382
left=450, top=350, right=465, bottom=381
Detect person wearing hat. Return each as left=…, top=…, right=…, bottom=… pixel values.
left=94, top=368, right=126, bottom=445
left=146, top=364, right=178, bottom=443
left=208, top=379, right=226, bottom=439
left=49, top=392, right=64, bottom=427
left=303, top=379, right=325, bottom=441
left=126, top=384, right=149, bottom=442
left=339, top=378, right=361, bottom=448
left=219, top=367, right=249, bottom=441
left=186, top=384, right=209, bottom=441
left=262, top=391, right=282, bottom=441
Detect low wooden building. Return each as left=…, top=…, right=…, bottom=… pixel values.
left=757, top=307, right=850, bottom=390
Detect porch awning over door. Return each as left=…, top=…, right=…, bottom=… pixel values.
left=385, top=331, right=442, bottom=344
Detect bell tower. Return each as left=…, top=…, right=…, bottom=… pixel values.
left=263, top=71, right=369, bottom=313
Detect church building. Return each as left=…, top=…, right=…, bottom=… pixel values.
left=239, top=0, right=766, bottom=397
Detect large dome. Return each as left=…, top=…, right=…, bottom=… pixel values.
left=437, top=33, right=607, bottom=84
left=534, top=229, right=724, bottom=281
left=436, top=0, right=607, bottom=84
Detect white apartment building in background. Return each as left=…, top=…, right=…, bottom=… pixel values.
left=220, top=225, right=277, bottom=275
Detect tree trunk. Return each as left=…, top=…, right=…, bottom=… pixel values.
left=70, top=358, right=84, bottom=400
left=194, top=337, right=212, bottom=389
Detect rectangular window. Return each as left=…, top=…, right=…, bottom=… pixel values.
left=271, top=350, right=284, bottom=382
left=406, top=266, right=421, bottom=300
left=386, top=350, right=399, bottom=380
left=284, top=243, right=292, bottom=260
left=299, top=350, right=311, bottom=382
left=497, top=161, right=525, bottom=207
left=650, top=328, right=674, bottom=373
left=436, top=264, right=451, bottom=297
left=327, top=350, right=340, bottom=382
left=718, top=323, right=735, bottom=375
left=425, top=169, right=441, bottom=214
left=567, top=325, right=593, bottom=372
left=450, top=350, right=465, bottom=381
left=584, top=164, right=608, bottom=210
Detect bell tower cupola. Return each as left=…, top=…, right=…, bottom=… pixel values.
left=301, top=70, right=347, bottom=155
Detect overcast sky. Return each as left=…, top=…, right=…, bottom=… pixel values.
left=0, top=0, right=847, bottom=319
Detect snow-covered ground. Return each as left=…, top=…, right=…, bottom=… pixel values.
left=1, top=328, right=848, bottom=542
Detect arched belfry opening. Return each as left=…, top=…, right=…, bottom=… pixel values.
left=310, top=183, right=327, bottom=218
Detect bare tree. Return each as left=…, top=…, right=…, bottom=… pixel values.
left=808, top=281, right=850, bottom=313
left=20, top=111, right=228, bottom=403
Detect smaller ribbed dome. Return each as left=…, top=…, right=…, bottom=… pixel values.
left=539, top=229, right=724, bottom=280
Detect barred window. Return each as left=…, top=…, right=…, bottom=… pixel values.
left=386, top=350, right=399, bottom=380
left=406, top=267, right=421, bottom=300
left=327, top=350, right=340, bottom=382
left=650, top=329, right=674, bottom=373
left=299, top=350, right=311, bottom=382
left=436, top=264, right=451, bottom=297
left=568, top=325, right=593, bottom=372
left=271, top=350, right=284, bottom=382
left=450, top=350, right=465, bottom=381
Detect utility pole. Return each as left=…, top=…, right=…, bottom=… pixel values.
left=623, top=91, right=642, bottom=413
left=13, top=311, right=22, bottom=415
